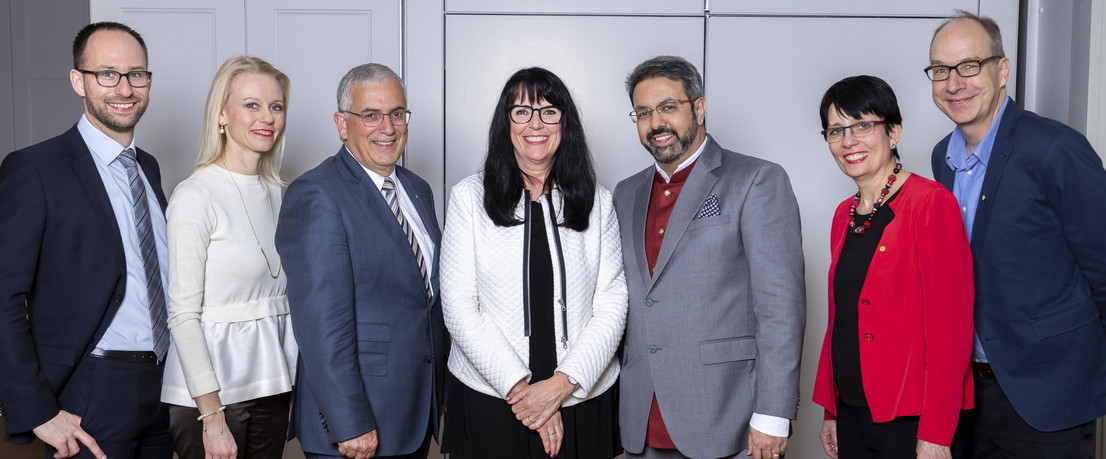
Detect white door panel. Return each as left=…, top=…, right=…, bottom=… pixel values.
left=91, top=0, right=245, bottom=196
left=247, top=0, right=402, bottom=180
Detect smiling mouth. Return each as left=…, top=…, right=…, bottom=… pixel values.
left=252, top=129, right=274, bottom=137
left=107, top=102, right=135, bottom=110
left=524, top=135, right=548, bottom=144
left=372, top=140, right=395, bottom=146
left=844, top=152, right=868, bottom=163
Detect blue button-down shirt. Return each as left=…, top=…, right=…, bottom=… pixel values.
left=944, top=97, right=1010, bottom=362
left=78, top=115, right=169, bottom=352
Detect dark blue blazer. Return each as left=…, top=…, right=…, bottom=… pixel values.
left=0, top=125, right=167, bottom=443
left=276, top=148, right=446, bottom=456
left=931, top=100, right=1106, bottom=431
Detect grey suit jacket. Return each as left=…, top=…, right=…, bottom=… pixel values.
left=614, top=136, right=806, bottom=458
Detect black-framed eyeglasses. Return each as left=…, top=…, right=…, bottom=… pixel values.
left=821, top=120, right=887, bottom=143
left=77, top=69, right=153, bottom=88
left=629, top=98, right=698, bottom=123
left=509, top=105, right=562, bottom=125
left=924, top=56, right=1002, bottom=81
left=343, top=109, right=411, bottom=128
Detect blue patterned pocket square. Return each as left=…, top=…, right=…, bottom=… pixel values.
left=694, top=194, right=720, bottom=219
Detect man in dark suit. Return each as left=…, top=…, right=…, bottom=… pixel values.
left=0, top=22, right=172, bottom=459
left=275, top=63, right=446, bottom=459
left=614, top=55, right=806, bottom=459
left=928, top=12, right=1106, bottom=458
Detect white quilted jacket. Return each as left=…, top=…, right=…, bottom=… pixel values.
left=441, top=174, right=628, bottom=405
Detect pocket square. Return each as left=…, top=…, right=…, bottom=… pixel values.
left=695, top=194, right=720, bottom=219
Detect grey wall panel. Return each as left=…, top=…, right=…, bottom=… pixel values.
left=0, top=0, right=14, bottom=155
left=711, top=0, right=976, bottom=16
left=445, top=0, right=703, bottom=15
left=444, top=14, right=704, bottom=198
left=707, top=15, right=952, bottom=459
left=406, top=1, right=448, bottom=220
left=10, top=0, right=88, bottom=149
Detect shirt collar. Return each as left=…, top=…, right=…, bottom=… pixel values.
left=945, top=97, right=1010, bottom=171
left=78, top=114, right=137, bottom=166
left=654, top=135, right=707, bottom=183
left=345, top=147, right=398, bottom=190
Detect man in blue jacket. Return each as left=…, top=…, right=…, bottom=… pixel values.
left=928, top=11, right=1106, bottom=458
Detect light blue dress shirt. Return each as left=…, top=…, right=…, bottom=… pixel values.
left=78, top=115, right=169, bottom=352
left=943, top=97, right=1010, bottom=362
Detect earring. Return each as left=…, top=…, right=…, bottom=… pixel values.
left=890, top=143, right=897, bottom=149
left=219, top=124, right=225, bottom=134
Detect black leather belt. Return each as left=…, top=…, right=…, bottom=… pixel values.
left=973, top=362, right=996, bottom=380
left=90, top=348, right=161, bottom=365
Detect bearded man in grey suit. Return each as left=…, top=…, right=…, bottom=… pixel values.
left=614, top=55, right=806, bottom=459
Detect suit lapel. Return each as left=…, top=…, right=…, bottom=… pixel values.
left=648, top=138, right=721, bottom=292
left=970, top=102, right=1020, bottom=251
left=629, top=169, right=652, bottom=290
left=64, top=127, right=125, bottom=277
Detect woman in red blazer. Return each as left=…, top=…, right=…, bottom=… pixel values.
left=812, top=75, right=974, bottom=459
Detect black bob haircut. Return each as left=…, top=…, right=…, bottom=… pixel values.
left=819, top=75, right=903, bottom=158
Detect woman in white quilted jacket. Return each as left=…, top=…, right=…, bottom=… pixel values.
left=439, top=67, right=629, bottom=459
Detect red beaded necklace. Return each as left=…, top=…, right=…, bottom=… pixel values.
left=848, top=163, right=902, bottom=235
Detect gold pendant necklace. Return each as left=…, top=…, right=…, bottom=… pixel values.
left=224, top=165, right=282, bottom=279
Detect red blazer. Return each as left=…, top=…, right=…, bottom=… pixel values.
left=813, top=174, right=974, bottom=446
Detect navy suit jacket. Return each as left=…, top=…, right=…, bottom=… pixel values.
left=276, top=148, right=447, bottom=456
left=0, top=125, right=167, bottom=443
left=931, top=100, right=1106, bottom=431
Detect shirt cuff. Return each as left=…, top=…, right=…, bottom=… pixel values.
left=750, top=413, right=790, bottom=438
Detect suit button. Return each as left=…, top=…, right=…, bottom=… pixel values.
left=864, top=333, right=874, bottom=341
left=645, top=298, right=654, bottom=307
left=860, top=299, right=870, bottom=305
left=426, top=355, right=434, bottom=363
left=649, top=345, right=657, bottom=354
left=112, top=293, right=123, bottom=302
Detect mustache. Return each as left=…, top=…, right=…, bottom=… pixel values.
left=647, top=126, right=679, bottom=141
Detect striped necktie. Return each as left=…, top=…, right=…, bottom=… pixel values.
left=381, top=177, right=433, bottom=300
left=116, top=148, right=170, bottom=361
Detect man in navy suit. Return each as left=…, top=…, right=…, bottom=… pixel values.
left=0, top=22, right=172, bottom=459
left=928, top=12, right=1106, bottom=458
left=276, top=63, right=446, bottom=459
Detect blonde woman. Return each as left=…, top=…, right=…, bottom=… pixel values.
left=161, top=56, right=296, bottom=459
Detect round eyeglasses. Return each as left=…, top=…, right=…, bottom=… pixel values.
left=77, top=69, right=152, bottom=88
left=510, top=105, right=562, bottom=124
left=923, top=56, right=1002, bottom=81
left=821, top=120, right=887, bottom=143
left=343, top=109, right=411, bottom=128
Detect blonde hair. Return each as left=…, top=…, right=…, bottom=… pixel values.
left=196, top=56, right=291, bottom=185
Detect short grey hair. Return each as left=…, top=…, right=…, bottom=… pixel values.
left=336, top=63, right=405, bottom=112
left=933, top=10, right=1005, bottom=57
left=625, top=55, right=705, bottom=103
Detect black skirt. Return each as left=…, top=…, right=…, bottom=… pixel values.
left=441, top=374, right=621, bottom=458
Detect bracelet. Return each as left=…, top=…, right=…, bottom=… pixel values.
left=197, top=405, right=226, bottom=422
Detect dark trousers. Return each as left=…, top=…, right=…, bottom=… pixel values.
left=955, top=374, right=1095, bottom=459
left=304, top=431, right=432, bottom=459
left=48, top=355, right=171, bottom=459
left=168, top=391, right=291, bottom=459
left=836, top=403, right=921, bottom=458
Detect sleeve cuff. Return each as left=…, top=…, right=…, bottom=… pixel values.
left=750, top=412, right=790, bottom=437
